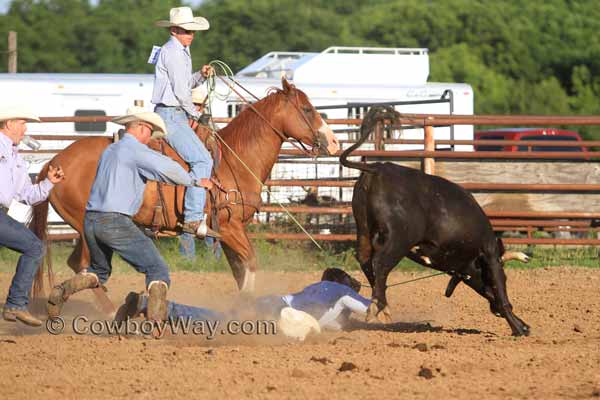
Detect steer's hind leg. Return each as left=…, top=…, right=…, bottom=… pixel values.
left=368, top=234, right=410, bottom=324
left=353, top=183, right=375, bottom=288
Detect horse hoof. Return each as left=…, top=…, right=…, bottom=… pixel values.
left=240, top=271, right=256, bottom=293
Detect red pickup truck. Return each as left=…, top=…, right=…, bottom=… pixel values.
left=474, top=128, right=589, bottom=153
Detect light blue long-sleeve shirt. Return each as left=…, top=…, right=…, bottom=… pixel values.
left=86, top=134, right=196, bottom=216
left=0, top=132, right=54, bottom=209
left=151, top=36, right=204, bottom=119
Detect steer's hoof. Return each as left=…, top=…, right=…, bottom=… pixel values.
left=510, top=319, right=531, bottom=337
left=512, top=324, right=531, bottom=337
left=377, top=306, right=393, bottom=324
left=366, top=303, right=379, bottom=323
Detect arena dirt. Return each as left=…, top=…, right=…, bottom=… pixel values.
left=0, top=267, right=598, bottom=399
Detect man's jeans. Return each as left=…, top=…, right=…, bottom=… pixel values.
left=84, top=212, right=170, bottom=288
left=140, top=296, right=224, bottom=321
left=0, top=210, right=44, bottom=309
left=254, top=295, right=288, bottom=319
left=154, top=106, right=213, bottom=223
left=179, top=232, right=223, bottom=261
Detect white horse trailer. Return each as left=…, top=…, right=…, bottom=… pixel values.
left=0, top=46, right=473, bottom=228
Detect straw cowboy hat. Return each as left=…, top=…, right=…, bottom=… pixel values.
left=112, top=106, right=168, bottom=139
left=0, top=107, right=40, bottom=123
left=278, top=307, right=321, bottom=341
left=191, top=85, right=208, bottom=104
left=155, top=7, right=210, bottom=31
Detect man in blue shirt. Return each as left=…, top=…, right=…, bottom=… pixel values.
left=115, top=268, right=371, bottom=331
left=152, top=6, right=217, bottom=239
left=0, top=107, right=65, bottom=326
left=48, top=108, right=207, bottom=322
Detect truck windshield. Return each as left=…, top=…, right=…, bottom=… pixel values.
left=517, top=135, right=582, bottom=152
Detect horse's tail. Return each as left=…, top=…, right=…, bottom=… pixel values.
left=339, top=105, right=400, bottom=173
left=31, top=163, right=54, bottom=297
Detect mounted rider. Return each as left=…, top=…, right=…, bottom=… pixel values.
left=152, top=6, right=218, bottom=239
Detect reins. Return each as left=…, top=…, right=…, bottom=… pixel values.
left=204, top=61, right=324, bottom=250
left=204, top=61, right=445, bottom=288
left=215, top=74, right=319, bottom=158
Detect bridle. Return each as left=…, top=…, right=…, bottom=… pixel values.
left=217, top=75, right=323, bottom=157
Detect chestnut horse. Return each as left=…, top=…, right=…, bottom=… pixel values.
left=31, top=79, right=339, bottom=294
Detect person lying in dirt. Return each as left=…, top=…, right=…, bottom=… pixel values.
left=114, top=268, right=371, bottom=331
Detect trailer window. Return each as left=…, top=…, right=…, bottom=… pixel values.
left=74, top=110, right=106, bottom=133
left=347, top=106, right=369, bottom=119
left=227, top=103, right=245, bottom=118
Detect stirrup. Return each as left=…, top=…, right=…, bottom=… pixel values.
left=182, top=219, right=221, bottom=239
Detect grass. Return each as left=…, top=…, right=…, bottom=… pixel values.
left=0, top=238, right=597, bottom=275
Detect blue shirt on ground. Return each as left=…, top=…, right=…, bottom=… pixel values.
left=283, top=281, right=372, bottom=329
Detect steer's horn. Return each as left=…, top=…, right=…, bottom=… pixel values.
left=445, top=275, right=462, bottom=298
left=501, top=251, right=530, bottom=263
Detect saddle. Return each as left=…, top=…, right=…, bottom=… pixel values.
left=122, top=124, right=261, bottom=237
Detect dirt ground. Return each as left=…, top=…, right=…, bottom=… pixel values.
left=0, top=267, right=598, bottom=399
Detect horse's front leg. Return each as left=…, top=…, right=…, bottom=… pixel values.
left=219, top=220, right=257, bottom=293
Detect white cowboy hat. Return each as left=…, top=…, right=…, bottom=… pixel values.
left=155, top=7, right=210, bottom=31
left=278, top=307, right=321, bottom=341
left=112, top=106, right=168, bottom=139
left=191, top=85, right=208, bottom=104
left=0, top=107, right=40, bottom=123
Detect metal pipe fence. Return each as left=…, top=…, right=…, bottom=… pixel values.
left=26, top=113, right=600, bottom=246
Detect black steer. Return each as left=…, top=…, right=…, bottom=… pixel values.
left=340, top=106, right=530, bottom=336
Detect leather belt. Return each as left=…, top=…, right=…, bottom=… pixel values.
left=156, top=104, right=184, bottom=111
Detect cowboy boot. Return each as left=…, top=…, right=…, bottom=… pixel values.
left=146, top=281, right=168, bottom=322
left=114, top=291, right=145, bottom=324
left=47, top=271, right=99, bottom=318
left=3, top=307, right=42, bottom=327
left=182, top=214, right=221, bottom=239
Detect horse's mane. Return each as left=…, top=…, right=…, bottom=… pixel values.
left=218, top=88, right=289, bottom=150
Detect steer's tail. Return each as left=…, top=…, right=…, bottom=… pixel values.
left=30, top=163, right=54, bottom=297
left=339, top=105, right=400, bottom=173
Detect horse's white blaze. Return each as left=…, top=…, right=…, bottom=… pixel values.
left=318, top=120, right=340, bottom=155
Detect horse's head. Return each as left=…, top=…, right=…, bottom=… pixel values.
left=277, top=78, right=340, bottom=156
